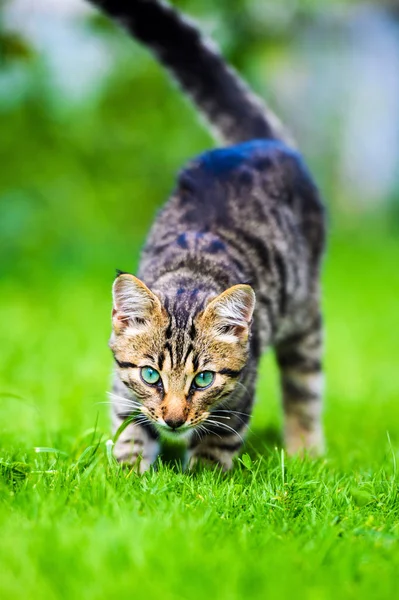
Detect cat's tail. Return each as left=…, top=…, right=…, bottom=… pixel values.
left=89, top=0, right=293, bottom=146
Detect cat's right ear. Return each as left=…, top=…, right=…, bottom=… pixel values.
left=200, top=284, right=256, bottom=343
left=112, top=273, right=162, bottom=334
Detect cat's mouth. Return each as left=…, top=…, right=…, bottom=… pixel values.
left=156, top=422, right=193, bottom=440
left=140, top=406, right=210, bottom=439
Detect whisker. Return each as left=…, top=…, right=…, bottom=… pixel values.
left=210, top=414, right=231, bottom=420
left=123, top=413, right=147, bottom=423
left=98, top=401, right=142, bottom=412
left=108, top=403, right=144, bottom=412
left=107, top=392, right=143, bottom=407
left=203, top=424, right=222, bottom=439
left=213, top=409, right=250, bottom=418
left=214, top=383, right=254, bottom=433
left=110, top=402, right=144, bottom=412
left=129, top=415, right=154, bottom=429
left=205, top=419, right=244, bottom=443
left=197, top=423, right=222, bottom=440
left=212, top=409, right=249, bottom=427
left=108, top=390, right=142, bottom=401
left=133, top=420, right=150, bottom=428
left=195, top=424, right=206, bottom=442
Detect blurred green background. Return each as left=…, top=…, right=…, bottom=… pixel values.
left=0, top=0, right=398, bottom=450
left=1, top=2, right=399, bottom=599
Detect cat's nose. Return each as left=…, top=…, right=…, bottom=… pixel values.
left=164, top=417, right=185, bottom=430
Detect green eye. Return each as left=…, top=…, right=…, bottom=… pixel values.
left=193, top=371, right=215, bottom=389
left=140, top=366, right=161, bottom=386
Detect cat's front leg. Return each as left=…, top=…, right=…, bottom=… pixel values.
left=112, top=415, right=160, bottom=473
left=187, top=374, right=255, bottom=470
left=187, top=420, right=249, bottom=471
left=111, top=374, right=160, bottom=472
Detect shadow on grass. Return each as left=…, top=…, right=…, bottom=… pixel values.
left=159, top=439, right=186, bottom=471
left=158, top=424, right=282, bottom=471
left=245, top=425, right=282, bottom=457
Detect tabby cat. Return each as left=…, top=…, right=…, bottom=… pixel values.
left=90, top=0, right=326, bottom=472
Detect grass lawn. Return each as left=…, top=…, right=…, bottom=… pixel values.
left=1, top=226, right=398, bottom=599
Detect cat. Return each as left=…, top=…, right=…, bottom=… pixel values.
left=89, top=0, right=326, bottom=472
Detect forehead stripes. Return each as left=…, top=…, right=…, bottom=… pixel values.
left=161, top=295, right=201, bottom=370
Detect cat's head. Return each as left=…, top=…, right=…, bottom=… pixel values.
left=109, top=273, right=255, bottom=436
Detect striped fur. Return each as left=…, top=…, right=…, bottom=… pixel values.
left=88, top=1, right=327, bottom=470
left=91, top=0, right=292, bottom=146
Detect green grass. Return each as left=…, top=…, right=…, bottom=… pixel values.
left=1, top=227, right=399, bottom=600
left=2, top=5, right=399, bottom=596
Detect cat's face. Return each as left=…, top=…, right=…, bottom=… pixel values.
left=109, top=274, right=255, bottom=436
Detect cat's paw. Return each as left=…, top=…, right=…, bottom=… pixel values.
left=285, top=426, right=325, bottom=458
left=188, top=452, right=233, bottom=472
left=114, top=443, right=155, bottom=474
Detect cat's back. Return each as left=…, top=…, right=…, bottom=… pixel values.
left=144, top=139, right=325, bottom=261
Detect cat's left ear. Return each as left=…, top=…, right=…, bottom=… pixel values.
left=201, top=284, right=255, bottom=343
left=112, top=273, right=163, bottom=334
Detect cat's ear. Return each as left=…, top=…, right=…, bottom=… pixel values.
left=112, top=273, right=162, bottom=334
left=201, top=284, right=255, bottom=343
